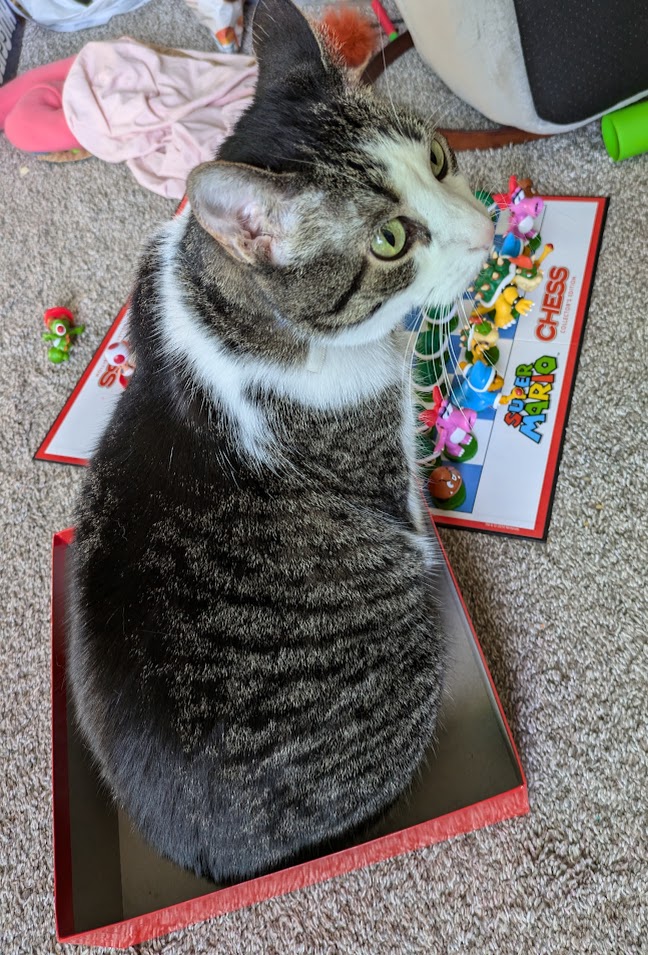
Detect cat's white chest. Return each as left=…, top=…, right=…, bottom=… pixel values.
left=279, top=338, right=402, bottom=409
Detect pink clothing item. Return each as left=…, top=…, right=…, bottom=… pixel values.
left=63, top=38, right=258, bottom=199
left=0, top=56, right=82, bottom=153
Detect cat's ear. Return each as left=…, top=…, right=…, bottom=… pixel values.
left=187, top=161, right=300, bottom=267
left=252, top=0, right=332, bottom=94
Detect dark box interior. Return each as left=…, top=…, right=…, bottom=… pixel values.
left=52, top=529, right=527, bottom=946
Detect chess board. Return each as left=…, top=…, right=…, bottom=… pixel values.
left=411, top=196, right=607, bottom=538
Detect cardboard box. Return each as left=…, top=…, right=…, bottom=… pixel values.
left=52, top=528, right=527, bottom=948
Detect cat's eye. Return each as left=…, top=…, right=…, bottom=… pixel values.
left=371, top=218, right=408, bottom=260
left=430, top=140, right=448, bottom=180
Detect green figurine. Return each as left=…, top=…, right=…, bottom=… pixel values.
left=467, top=252, right=516, bottom=311
left=42, top=307, right=84, bottom=364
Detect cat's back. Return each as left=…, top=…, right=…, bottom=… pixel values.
left=70, top=355, right=442, bottom=883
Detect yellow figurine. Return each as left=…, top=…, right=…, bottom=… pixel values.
left=462, top=320, right=500, bottom=365
left=473, top=284, right=534, bottom=329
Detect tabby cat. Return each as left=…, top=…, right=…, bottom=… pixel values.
left=69, top=0, right=494, bottom=883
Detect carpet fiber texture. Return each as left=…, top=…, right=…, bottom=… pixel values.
left=0, top=2, right=646, bottom=953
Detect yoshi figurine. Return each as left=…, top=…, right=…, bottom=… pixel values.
left=42, top=307, right=84, bottom=363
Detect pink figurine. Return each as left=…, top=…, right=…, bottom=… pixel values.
left=494, top=175, right=544, bottom=257
left=419, top=387, right=477, bottom=460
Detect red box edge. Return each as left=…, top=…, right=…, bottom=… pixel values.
left=58, top=786, right=528, bottom=948
left=35, top=305, right=130, bottom=466
left=52, top=530, right=76, bottom=941
left=52, top=527, right=528, bottom=949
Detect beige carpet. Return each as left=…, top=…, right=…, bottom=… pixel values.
left=0, top=1, right=646, bottom=952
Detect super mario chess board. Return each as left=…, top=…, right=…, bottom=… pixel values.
left=412, top=196, right=607, bottom=539
left=36, top=197, right=606, bottom=539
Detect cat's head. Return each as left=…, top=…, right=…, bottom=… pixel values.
left=187, top=0, right=493, bottom=346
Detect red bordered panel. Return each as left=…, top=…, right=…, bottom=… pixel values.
left=36, top=306, right=130, bottom=466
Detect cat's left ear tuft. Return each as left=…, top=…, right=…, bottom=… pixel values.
left=253, top=0, right=336, bottom=94
left=187, top=161, right=298, bottom=267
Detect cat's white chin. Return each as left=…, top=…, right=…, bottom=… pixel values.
left=423, top=245, right=492, bottom=306
left=321, top=291, right=420, bottom=347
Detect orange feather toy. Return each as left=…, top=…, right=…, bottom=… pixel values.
left=319, top=5, right=378, bottom=70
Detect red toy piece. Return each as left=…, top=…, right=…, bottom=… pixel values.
left=418, top=386, right=478, bottom=461
left=104, top=339, right=136, bottom=388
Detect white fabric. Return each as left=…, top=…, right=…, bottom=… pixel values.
left=6, top=0, right=152, bottom=32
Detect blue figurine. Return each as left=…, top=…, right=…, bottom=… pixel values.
left=451, top=361, right=505, bottom=413
left=499, top=232, right=524, bottom=258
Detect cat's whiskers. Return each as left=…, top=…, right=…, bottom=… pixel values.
left=400, top=314, right=423, bottom=393
left=374, top=33, right=408, bottom=141
left=409, top=293, right=478, bottom=439
left=253, top=18, right=270, bottom=41
left=446, top=312, right=461, bottom=395
left=428, top=99, right=465, bottom=133
left=443, top=303, right=479, bottom=434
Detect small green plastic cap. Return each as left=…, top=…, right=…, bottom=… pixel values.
left=601, top=100, right=648, bottom=162
left=602, top=113, right=623, bottom=160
